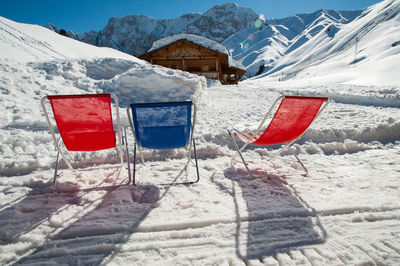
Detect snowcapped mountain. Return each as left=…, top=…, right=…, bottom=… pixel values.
left=71, top=3, right=367, bottom=78
left=79, top=3, right=258, bottom=56
left=41, top=0, right=400, bottom=87
left=253, top=0, right=400, bottom=86
left=43, top=23, right=80, bottom=40
left=222, top=9, right=362, bottom=77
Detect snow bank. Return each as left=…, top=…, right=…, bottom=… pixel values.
left=98, top=63, right=205, bottom=107
left=0, top=57, right=205, bottom=176
left=0, top=17, right=205, bottom=177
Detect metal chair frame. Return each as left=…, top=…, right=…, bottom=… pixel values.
left=228, top=95, right=330, bottom=176
left=41, top=94, right=131, bottom=189
left=126, top=101, right=200, bottom=186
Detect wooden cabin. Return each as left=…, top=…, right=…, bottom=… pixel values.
left=139, top=34, right=245, bottom=84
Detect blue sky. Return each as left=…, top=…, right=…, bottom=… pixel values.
left=1, top=0, right=383, bottom=33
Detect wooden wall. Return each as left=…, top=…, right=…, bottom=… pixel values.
left=140, top=40, right=243, bottom=84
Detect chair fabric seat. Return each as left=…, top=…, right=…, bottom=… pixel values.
left=130, top=101, right=192, bottom=150
left=127, top=101, right=200, bottom=185
left=140, top=125, right=187, bottom=149
left=233, top=132, right=261, bottom=143
left=61, top=130, right=116, bottom=151
left=228, top=95, right=330, bottom=176
left=236, top=96, right=328, bottom=146
left=41, top=93, right=130, bottom=189
left=48, top=94, right=116, bottom=151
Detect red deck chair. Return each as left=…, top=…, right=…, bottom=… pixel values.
left=228, top=95, right=330, bottom=176
left=41, top=94, right=131, bottom=189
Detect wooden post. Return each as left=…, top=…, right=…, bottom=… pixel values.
left=235, top=70, right=238, bottom=84
left=216, top=57, right=220, bottom=82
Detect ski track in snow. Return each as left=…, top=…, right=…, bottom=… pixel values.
left=1, top=83, right=400, bottom=265
left=3, top=181, right=400, bottom=265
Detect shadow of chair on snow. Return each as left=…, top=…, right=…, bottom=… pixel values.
left=14, top=185, right=160, bottom=265
left=0, top=185, right=80, bottom=245
left=223, top=167, right=327, bottom=260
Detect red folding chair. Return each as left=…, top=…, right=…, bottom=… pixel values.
left=41, top=94, right=131, bottom=189
left=228, top=95, right=330, bottom=176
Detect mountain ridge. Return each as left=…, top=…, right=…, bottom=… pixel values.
left=252, top=0, right=400, bottom=84
left=222, top=8, right=362, bottom=76
left=77, top=3, right=258, bottom=56
left=42, top=1, right=399, bottom=83
left=45, top=3, right=361, bottom=61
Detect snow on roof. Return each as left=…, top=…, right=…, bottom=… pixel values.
left=229, top=57, right=245, bottom=70
left=148, top=34, right=228, bottom=54
left=147, top=34, right=245, bottom=70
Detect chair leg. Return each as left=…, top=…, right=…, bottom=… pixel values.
left=228, top=130, right=252, bottom=176
left=288, top=146, right=308, bottom=176
left=52, top=150, right=61, bottom=190
left=192, top=138, right=200, bottom=183
left=123, top=127, right=132, bottom=185
left=131, top=139, right=199, bottom=186
left=229, top=130, right=309, bottom=176
left=132, top=143, right=137, bottom=186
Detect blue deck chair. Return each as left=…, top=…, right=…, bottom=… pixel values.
left=127, top=101, right=200, bottom=185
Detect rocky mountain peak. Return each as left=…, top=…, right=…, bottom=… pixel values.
left=78, top=2, right=258, bottom=56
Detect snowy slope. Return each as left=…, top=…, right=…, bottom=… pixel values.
left=0, top=17, right=140, bottom=63
left=252, top=0, right=400, bottom=86
left=222, top=9, right=361, bottom=77
left=1, top=2, right=400, bottom=265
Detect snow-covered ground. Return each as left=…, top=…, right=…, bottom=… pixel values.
left=1, top=5, right=400, bottom=265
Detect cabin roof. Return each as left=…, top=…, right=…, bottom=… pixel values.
left=144, top=34, right=245, bottom=71
left=148, top=34, right=228, bottom=55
